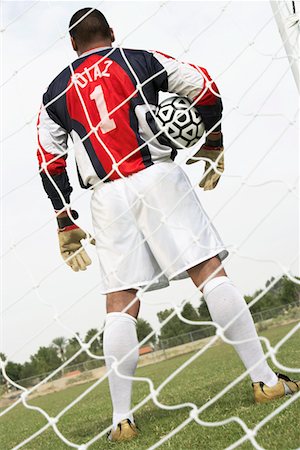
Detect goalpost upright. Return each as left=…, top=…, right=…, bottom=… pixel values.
left=270, top=1, right=300, bottom=92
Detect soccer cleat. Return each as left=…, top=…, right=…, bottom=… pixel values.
left=253, top=373, right=300, bottom=403
left=107, top=419, right=138, bottom=442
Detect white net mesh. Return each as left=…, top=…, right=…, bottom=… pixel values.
left=1, top=1, right=299, bottom=449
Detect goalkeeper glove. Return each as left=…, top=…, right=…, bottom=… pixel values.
left=57, top=210, right=95, bottom=272
left=186, top=134, right=224, bottom=191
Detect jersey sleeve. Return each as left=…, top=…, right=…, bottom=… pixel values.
left=151, top=51, right=223, bottom=132
left=37, top=96, right=72, bottom=211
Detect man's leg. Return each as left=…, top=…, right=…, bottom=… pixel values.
left=187, top=258, right=278, bottom=387
left=103, top=289, right=140, bottom=430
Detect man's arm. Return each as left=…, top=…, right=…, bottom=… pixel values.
left=151, top=51, right=224, bottom=190
left=37, top=102, right=72, bottom=212
left=37, top=100, right=94, bottom=271
left=151, top=51, right=222, bottom=135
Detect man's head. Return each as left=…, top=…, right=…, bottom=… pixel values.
left=69, top=8, right=115, bottom=55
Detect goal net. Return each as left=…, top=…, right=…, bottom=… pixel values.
left=1, top=1, right=299, bottom=449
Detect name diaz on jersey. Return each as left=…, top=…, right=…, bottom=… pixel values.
left=72, top=59, right=113, bottom=88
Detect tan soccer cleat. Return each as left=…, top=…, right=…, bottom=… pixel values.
left=253, top=373, right=300, bottom=403
left=107, top=419, right=138, bottom=442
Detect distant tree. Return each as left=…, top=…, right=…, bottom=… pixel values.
left=65, top=333, right=88, bottom=364
left=279, top=276, right=300, bottom=304
left=84, top=328, right=103, bottom=355
left=30, top=346, right=62, bottom=375
left=65, top=333, right=81, bottom=358
left=181, top=302, right=201, bottom=323
left=19, top=361, right=36, bottom=381
left=52, top=337, right=67, bottom=362
left=265, top=276, right=275, bottom=288
left=157, top=302, right=203, bottom=344
left=0, top=353, right=6, bottom=386
left=5, top=361, right=22, bottom=382
left=198, top=299, right=211, bottom=320
left=0, top=353, right=34, bottom=384
left=0, top=353, right=22, bottom=384
left=136, top=318, right=156, bottom=345
left=246, top=275, right=300, bottom=313
left=157, top=307, right=182, bottom=341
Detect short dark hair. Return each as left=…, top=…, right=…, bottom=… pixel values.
left=69, top=8, right=110, bottom=44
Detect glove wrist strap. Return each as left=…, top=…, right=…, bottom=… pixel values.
left=58, top=224, right=78, bottom=233
left=57, top=210, right=79, bottom=229
left=205, top=135, right=223, bottom=148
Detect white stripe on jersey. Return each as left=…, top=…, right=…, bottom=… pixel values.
left=38, top=106, right=68, bottom=156
left=134, top=104, right=174, bottom=162
left=71, top=130, right=102, bottom=188
left=152, top=51, right=205, bottom=101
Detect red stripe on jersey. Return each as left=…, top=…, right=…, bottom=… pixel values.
left=66, top=55, right=146, bottom=181
left=189, top=64, right=220, bottom=106
left=37, top=146, right=66, bottom=175
left=152, top=50, right=176, bottom=60
left=37, top=109, right=67, bottom=176
left=154, top=52, right=219, bottom=107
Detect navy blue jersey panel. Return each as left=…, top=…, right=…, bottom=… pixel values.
left=130, top=97, right=153, bottom=168
left=40, top=170, right=73, bottom=210
left=72, top=120, right=108, bottom=181
left=123, top=49, right=167, bottom=104
left=150, top=53, right=168, bottom=93
left=145, top=110, right=178, bottom=153
left=43, top=67, right=72, bottom=132
left=195, top=97, right=223, bottom=132
left=76, top=164, right=92, bottom=189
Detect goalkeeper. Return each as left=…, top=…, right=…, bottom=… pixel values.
left=37, top=8, right=299, bottom=442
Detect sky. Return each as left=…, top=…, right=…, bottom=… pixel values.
left=1, top=0, right=299, bottom=365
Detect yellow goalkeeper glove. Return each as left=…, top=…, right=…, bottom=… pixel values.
left=186, top=136, right=224, bottom=191
left=57, top=211, right=95, bottom=272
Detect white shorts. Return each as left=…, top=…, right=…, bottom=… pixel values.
left=91, top=161, right=228, bottom=294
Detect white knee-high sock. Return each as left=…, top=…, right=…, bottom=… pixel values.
left=203, top=276, right=278, bottom=387
left=103, top=312, right=139, bottom=429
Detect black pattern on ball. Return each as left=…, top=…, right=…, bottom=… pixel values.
left=155, top=96, right=205, bottom=149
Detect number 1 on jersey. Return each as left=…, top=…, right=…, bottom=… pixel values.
left=90, top=85, right=116, bottom=134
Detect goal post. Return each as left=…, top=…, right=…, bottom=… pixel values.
left=270, top=0, right=300, bottom=92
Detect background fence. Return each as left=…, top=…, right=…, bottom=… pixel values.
left=12, top=300, right=300, bottom=389
left=159, top=301, right=300, bottom=349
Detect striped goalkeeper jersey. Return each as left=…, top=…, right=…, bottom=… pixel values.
left=37, top=47, right=222, bottom=210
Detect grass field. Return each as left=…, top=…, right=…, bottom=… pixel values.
left=1, top=322, right=299, bottom=450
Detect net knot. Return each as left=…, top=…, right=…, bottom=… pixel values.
left=20, top=391, right=28, bottom=402
left=215, top=327, right=224, bottom=338
left=189, top=408, right=199, bottom=420
left=111, top=361, right=118, bottom=371
left=246, top=428, right=257, bottom=439
left=192, top=234, right=199, bottom=244
left=48, top=417, right=59, bottom=426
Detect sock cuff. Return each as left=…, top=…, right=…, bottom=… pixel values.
left=105, top=312, right=137, bottom=325
left=203, top=276, right=231, bottom=298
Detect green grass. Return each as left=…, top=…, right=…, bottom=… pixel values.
left=1, top=323, right=299, bottom=450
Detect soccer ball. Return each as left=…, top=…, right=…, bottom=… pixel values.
left=155, top=96, right=205, bottom=148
